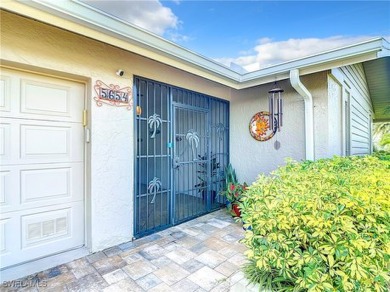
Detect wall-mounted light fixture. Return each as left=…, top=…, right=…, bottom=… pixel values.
left=136, top=106, right=142, bottom=116
left=116, top=69, right=124, bottom=76
left=268, top=84, right=284, bottom=132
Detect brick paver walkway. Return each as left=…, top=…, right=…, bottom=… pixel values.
left=2, top=209, right=252, bottom=291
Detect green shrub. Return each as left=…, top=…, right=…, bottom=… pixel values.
left=373, top=150, right=390, bottom=161
left=240, top=155, right=390, bottom=291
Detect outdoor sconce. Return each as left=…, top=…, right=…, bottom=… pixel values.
left=136, top=106, right=142, bottom=116
left=268, top=84, right=284, bottom=132
left=116, top=69, right=125, bottom=76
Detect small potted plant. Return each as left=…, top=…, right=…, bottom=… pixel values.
left=222, top=182, right=248, bottom=217
left=194, top=152, right=221, bottom=202
left=221, top=164, right=248, bottom=217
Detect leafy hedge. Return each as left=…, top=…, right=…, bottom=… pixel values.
left=374, top=150, right=390, bottom=161
left=240, top=155, right=390, bottom=291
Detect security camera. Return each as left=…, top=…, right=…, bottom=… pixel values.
left=116, top=69, right=124, bottom=76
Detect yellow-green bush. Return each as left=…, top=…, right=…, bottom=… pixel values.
left=240, top=155, right=390, bottom=291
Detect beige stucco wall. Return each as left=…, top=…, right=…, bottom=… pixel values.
left=0, top=11, right=232, bottom=252
left=327, top=74, right=343, bottom=156
left=1, top=10, right=338, bottom=252
left=230, top=72, right=329, bottom=184
left=305, top=71, right=330, bottom=159
left=0, top=11, right=232, bottom=99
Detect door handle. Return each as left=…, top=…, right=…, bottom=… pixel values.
left=173, top=156, right=180, bottom=169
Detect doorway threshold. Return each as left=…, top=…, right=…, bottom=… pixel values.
left=0, top=247, right=89, bottom=282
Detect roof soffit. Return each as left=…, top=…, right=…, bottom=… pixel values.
left=363, top=57, right=390, bottom=122
left=1, top=0, right=389, bottom=91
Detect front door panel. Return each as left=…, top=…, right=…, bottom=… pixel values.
left=0, top=68, right=85, bottom=269
left=173, top=105, right=209, bottom=223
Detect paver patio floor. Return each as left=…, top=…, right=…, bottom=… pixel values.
left=1, top=209, right=252, bottom=292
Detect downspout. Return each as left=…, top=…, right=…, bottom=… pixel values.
left=289, top=69, right=315, bottom=160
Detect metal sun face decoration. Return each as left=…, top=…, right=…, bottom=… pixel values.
left=249, top=111, right=277, bottom=141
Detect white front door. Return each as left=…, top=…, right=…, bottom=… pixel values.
left=0, top=68, right=85, bottom=269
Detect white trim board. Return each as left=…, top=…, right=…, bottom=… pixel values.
left=0, top=247, right=89, bottom=282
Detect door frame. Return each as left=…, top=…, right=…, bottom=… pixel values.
left=133, top=76, right=229, bottom=238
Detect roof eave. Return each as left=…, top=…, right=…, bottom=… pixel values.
left=238, top=38, right=388, bottom=89
left=1, top=0, right=241, bottom=87
left=1, top=0, right=389, bottom=90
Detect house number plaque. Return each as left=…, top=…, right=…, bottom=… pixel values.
left=94, top=80, right=132, bottom=110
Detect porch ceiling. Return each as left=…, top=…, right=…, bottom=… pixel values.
left=364, top=57, right=390, bottom=122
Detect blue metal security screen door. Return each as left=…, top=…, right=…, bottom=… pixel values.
left=134, top=77, right=229, bottom=238
left=173, top=105, right=209, bottom=223
left=134, top=78, right=171, bottom=237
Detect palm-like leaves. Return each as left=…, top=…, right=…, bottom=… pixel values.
left=148, top=177, right=162, bottom=204
left=186, top=130, right=200, bottom=159
left=148, top=113, right=162, bottom=139
left=373, top=122, right=390, bottom=151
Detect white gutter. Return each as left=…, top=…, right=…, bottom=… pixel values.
left=290, top=69, right=315, bottom=161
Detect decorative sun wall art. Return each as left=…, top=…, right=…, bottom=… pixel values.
left=249, top=111, right=277, bottom=141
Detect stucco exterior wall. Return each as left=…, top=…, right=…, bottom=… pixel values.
left=230, top=79, right=305, bottom=184
left=230, top=72, right=329, bottom=184
left=327, top=75, right=343, bottom=156
left=1, top=10, right=355, bottom=252
left=0, top=11, right=232, bottom=251
left=301, top=71, right=329, bottom=159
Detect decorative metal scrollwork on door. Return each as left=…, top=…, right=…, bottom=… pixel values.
left=148, top=177, right=162, bottom=204
left=215, top=123, right=226, bottom=140
left=186, top=130, right=199, bottom=160
left=135, top=76, right=230, bottom=238
left=148, top=113, right=162, bottom=139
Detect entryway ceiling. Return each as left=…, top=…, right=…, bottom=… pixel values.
left=364, top=56, right=390, bottom=122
